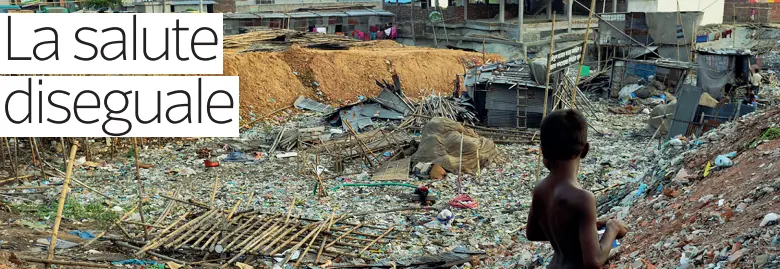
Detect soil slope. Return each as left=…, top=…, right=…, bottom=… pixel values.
left=222, top=42, right=503, bottom=125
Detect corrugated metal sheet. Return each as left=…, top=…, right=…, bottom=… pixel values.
left=667, top=85, right=702, bottom=139
left=359, top=103, right=404, bottom=120
left=485, top=88, right=517, bottom=111
left=375, top=88, right=412, bottom=115
left=486, top=110, right=517, bottom=128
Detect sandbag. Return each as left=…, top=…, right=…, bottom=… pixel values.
left=648, top=100, right=677, bottom=135
left=698, top=92, right=718, bottom=108
left=411, top=117, right=499, bottom=175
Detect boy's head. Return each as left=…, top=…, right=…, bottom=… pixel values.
left=540, top=109, right=589, bottom=167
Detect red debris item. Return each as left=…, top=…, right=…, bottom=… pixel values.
left=449, top=194, right=478, bottom=209
left=204, top=160, right=220, bottom=167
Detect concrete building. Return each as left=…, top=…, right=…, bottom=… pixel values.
left=123, top=0, right=214, bottom=12
left=723, top=0, right=780, bottom=23
left=224, top=9, right=394, bottom=35
left=627, top=0, right=724, bottom=25
left=233, top=0, right=381, bottom=13
left=380, top=0, right=631, bottom=59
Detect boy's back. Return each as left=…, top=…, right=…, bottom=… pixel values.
left=526, top=109, right=628, bottom=269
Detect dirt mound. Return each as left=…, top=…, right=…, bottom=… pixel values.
left=223, top=52, right=309, bottom=124
left=612, top=107, right=780, bottom=268
left=225, top=44, right=503, bottom=126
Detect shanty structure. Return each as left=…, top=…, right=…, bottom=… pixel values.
left=695, top=48, right=757, bottom=99
left=464, top=60, right=552, bottom=129
left=609, top=58, right=695, bottom=98
left=597, top=11, right=704, bottom=63
left=667, top=85, right=756, bottom=139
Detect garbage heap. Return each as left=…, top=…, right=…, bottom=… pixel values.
left=602, top=106, right=780, bottom=268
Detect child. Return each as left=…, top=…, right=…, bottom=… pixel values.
left=526, top=109, right=629, bottom=269
left=743, top=88, right=758, bottom=107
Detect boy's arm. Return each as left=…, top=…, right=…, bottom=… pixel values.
left=525, top=198, right=547, bottom=241
left=577, top=192, right=618, bottom=269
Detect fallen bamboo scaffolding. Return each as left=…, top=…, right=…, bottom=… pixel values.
left=83, top=204, right=140, bottom=248
left=129, top=209, right=402, bottom=267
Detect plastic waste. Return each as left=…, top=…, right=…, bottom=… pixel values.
left=68, top=230, right=96, bottom=239
left=759, top=213, right=778, bottom=227
left=618, top=84, right=642, bottom=105
left=37, top=238, right=79, bottom=249
left=703, top=161, right=712, bottom=177
left=677, top=253, right=690, bottom=269
left=111, top=259, right=159, bottom=266
left=204, top=160, right=220, bottom=167
left=597, top=228, right=620, bottom=248
left=223, top=151, right=253, bottom=162
left=635, top=183, right=648, bottom=198
left=715, top=155, right=733, bottom=168
left=437, top=209, right=454, bottom=225
left=669, top=138, right=683, bottom=146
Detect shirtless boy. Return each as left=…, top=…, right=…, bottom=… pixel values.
left=526, top=109, right=629, bottom=269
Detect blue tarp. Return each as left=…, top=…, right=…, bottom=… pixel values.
left=625, top=62, right=657, bottom=80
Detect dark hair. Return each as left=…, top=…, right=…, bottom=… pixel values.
left=540, top=109, right=588, bottom=161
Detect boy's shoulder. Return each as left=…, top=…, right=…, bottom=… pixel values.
left=534, top=179, right=595, bottom=208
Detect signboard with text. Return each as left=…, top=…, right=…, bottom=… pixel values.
left=548, top=44, right=583, bottom=73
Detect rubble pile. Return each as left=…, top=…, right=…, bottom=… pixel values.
left=607, top=106, right=780, bottom=268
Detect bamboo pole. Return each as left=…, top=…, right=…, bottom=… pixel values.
left=32, top=138, right=47, bottom=182
left=216, top=215, right=263, bottom=246
left=132, top=137, right=149, bottom=241
left=0, top=174, right=34, bottom=185
left=227, top=199, right=242, bottom=220
left=29, top=138, right=37, bottom=167
left=266, top=223, right=316, bottom=255
left=244, top=191, right=255, bottom=210
left=325, top=223, right=364, bottom=248
left=46, top=145, right=78, bottom=266
left=281, top=221, right=326, bottom=265
left=0, top=137, right=5, bottom=173
left=42, top=165, right=114, bottom=202
left=536, top=13, right=556, bottom=182
left=285, top=196, right=296, bottom=223
left=84, top=137, right=90, bottom=162
left=21, top=257, right=109, bottom=268
left=293, top=220, right=329, bottom=268
left=570, top=0, right=597, bottom=108
left=210, top=175, right=219, bottom=207
left=113, top=241, right=187, bottom=265
left=359, top=226, right=395, bottom=254
left=676, top=0, right=683, bottom=61
left=59, top=138, right=66, bottom=172
left=4, top=138, right=17, bottom=179
left=83, top=205, right=139, bottom=248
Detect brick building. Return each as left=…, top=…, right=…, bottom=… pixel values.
left=723, top=0, right=779, bottom=23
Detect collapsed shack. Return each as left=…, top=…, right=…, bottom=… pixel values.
left=464, top=60, right=552, bottom=129
left=411, top=118, right=501, bottom=175
left=665, top=85, right=757, bottom=139
left=610, top=58, right=695, bottom=99
left=596, top=11, right=703, bottom=62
